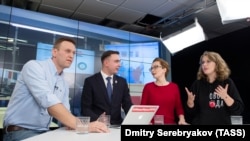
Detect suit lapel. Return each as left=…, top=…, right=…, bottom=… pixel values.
left=112, top=75, right=118, bottom=101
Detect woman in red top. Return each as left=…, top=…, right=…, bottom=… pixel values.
left=141, top=58, right=188, bottom=125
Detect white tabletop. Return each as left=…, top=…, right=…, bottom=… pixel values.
left=22, top=127, right=121, bottom=141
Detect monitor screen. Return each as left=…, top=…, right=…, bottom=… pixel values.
left=36, top=42, right=95, bottom=74
left=104, top=42, right=159, bottom=84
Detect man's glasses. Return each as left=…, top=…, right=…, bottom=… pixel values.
left=149, top=65, right=162, bottom=71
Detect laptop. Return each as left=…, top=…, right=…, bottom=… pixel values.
left=121, top=105, right=159, bottom=125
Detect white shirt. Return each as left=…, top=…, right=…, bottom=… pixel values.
left=100, top=70, right=113, bottom=88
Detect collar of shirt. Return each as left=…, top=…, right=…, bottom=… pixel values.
left=49, top=58, right=64, bottom=76
left=100, top=70, right=113, bottom=86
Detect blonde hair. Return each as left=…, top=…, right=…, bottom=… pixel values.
left=197, top=51, right=231, bottom=81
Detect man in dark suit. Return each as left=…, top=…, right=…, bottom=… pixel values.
left=81, top=50, right=133, bottom=125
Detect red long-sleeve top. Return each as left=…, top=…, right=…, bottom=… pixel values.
left=141, top=82, right=184, bottom=124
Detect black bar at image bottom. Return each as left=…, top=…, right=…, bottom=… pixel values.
left=120, top=125, right=250, bottom=141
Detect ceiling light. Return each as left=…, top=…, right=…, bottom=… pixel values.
left=10, top=23, right=84, bottom=39
left=161, top=18, right=206, bottom=54
left=217, top=0, right=250, bottom=24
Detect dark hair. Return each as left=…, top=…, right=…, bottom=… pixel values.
left=53, top=37, right=76, bottom=49
left=101, top=50, right=119, bottom=64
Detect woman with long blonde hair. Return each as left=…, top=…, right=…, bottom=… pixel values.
left=185, top=51, right=244, bottom=125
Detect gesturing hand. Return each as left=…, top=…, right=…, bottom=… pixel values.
left=214, top=84, right=229, bottom=100
left=185, top=87, right=195, bottom=108
left=185, top=87, right=195, bottom=102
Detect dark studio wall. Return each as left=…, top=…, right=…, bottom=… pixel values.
left=171, top=26, right=250, bottom=124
